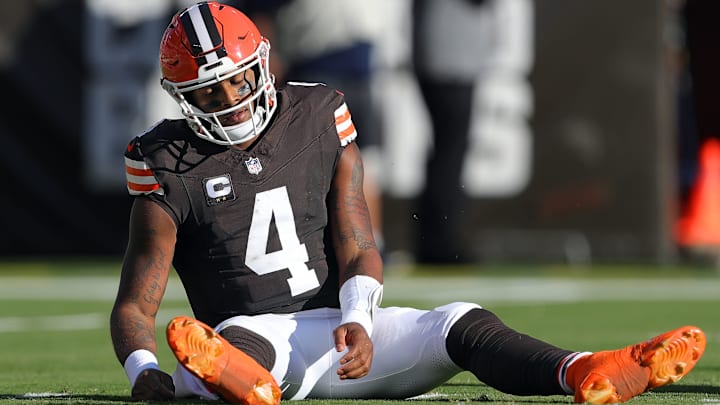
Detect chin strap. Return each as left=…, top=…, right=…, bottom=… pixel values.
left=215, top=106, right=264, bottom=144
left=338, top=275, right=383, bottom=337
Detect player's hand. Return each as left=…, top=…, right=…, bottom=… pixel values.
left=131, top=369, right=175, bottom=401
left=334, top=322, right=374, bottom=380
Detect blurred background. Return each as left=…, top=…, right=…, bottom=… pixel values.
left=1, top=0, right=718, bottom=267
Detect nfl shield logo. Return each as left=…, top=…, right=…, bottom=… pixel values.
left=244, top=157, right=263, bottom=175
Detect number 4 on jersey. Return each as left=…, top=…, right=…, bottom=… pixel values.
left=245, top=186, right=320, bottom=296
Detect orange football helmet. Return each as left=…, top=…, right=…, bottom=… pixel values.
left=159, top=1, right=276, bottom=145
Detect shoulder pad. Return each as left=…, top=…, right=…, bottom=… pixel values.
left=286, top=81, right=326, bottom=88
left=282, top=84, right=357, bottom=146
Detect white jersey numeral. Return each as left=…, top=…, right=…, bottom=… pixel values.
left=245, top=186, right=320, bottom=296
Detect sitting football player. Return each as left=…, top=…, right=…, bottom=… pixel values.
left=110, top=2, right=706, bottom=404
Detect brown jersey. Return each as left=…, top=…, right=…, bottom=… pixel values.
left=123, top=83, right=358, bottom=326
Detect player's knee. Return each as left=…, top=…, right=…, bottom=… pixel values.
left=219, top=325, right=276, bottom=371
left=434, top=302, right=482, bottom=326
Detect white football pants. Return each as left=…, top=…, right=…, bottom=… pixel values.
left=173, top=302, right=480, bottom=400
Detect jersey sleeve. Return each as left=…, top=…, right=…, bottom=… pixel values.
left=332, top=91, right=358, bottom=147
left=124, top=137, right=164, bottom=196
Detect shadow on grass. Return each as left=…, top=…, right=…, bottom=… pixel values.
left=2, top=387, right=717, bottom=404
left=416, top=381, right=720, bottom=403
left=0, top=393, right=127, bottom=403
left=0, top=393, right=219, bottom=404
left=654, top=384, right=720, bottom=395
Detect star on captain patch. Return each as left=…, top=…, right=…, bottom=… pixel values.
left=244, top=156, right=262, bottom=175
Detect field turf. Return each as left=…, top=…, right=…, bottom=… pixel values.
left=0, top=261, right=718, bottom=404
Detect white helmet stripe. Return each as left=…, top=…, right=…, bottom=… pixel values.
left=187, top=6, right=219, bottom=63
left=179, top=2, right=226, bottom=66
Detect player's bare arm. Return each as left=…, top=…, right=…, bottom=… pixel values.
left=330, top=143, right=383, bottom=284
left=111, top=198, right=176, bottom=358
left=328, top=143, right=383, bottom=380
left=110, top=198, right=176, bottom=399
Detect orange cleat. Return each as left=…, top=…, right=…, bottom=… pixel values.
left=166, top=316, right=282, bottom=405
left=566, top=325, right=706, bottom=404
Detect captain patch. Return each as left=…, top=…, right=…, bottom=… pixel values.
left=203, top=174, right=236, bottom=206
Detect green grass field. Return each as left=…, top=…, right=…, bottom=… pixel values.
left=0, top=261, right=718, bottom=404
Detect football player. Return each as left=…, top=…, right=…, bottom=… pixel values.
left=110, top=2, right=706, bottom=404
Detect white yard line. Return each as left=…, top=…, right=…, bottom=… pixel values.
left=0, top=276, right=187, bottom=300
left=384, top=276, right=720, bottom=303
left=0, top=307, right=189, bottom=333
left=14, top=393, right=70, bottom=399
left=0, top=313, right=106, bottom=333
left=0, top=275, right=717, bottom=302
left=0, top=275, right=717, bottom=333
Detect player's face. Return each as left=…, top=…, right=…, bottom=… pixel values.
left=189, top=69, right=257, bottom=126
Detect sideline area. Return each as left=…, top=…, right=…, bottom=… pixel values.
left=1, top=272, right=717, bottom=333
left=0, top=270, right=717, bottom=302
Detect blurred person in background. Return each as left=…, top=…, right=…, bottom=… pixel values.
left=238, top=0, right=386, bottom=255
left=412, top=0, right=481, bottom=263
left=412, top=0, right=533, bottom=264
left=109, top=2, right=706, bottom=404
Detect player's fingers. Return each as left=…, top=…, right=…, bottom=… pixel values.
left=333, top=326, right=348, bottom=352
left=339, top=339, right=371, bottom=363
left=337, top=352, right=372, bottom=379
left=339, top=347, right=359, bottom=365
left=337, top=340, right=373, bottom=379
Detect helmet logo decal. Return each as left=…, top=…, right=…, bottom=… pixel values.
left=180, top=2, right=227, bottom=65
left=203, top=174, right=236, bottom=206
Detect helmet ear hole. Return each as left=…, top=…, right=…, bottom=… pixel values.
left=250, top=65, right=261, bottom=90
left=183, top=92, right=198, bottom=107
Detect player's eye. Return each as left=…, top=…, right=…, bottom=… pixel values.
left=237, top=82, right=252, bottom=96
left=201, top=85, right=219, bottom=96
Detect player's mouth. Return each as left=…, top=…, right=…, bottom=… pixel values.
left=219, top=107, right=251, bottom=126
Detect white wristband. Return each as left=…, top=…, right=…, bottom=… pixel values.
left=339, top=275, right=383, bottom=337
left=123, top=349, right=160, bottom=387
